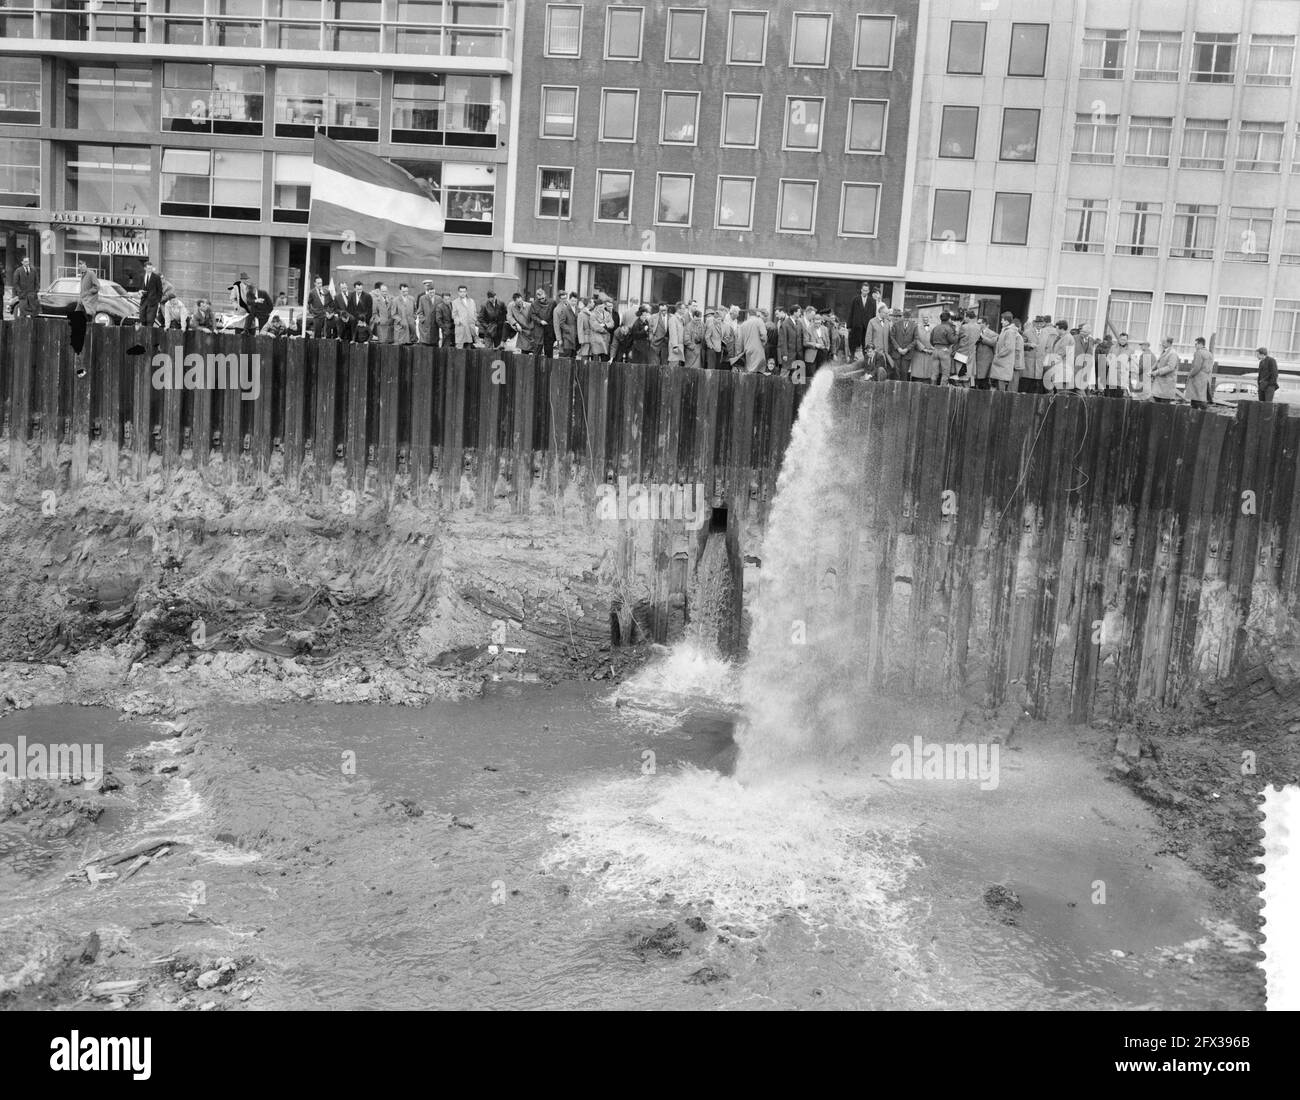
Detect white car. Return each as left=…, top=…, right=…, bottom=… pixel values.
left=216, top=304, right=304, bottom=335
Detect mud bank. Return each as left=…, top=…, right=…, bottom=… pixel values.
left=0, top=437, right=753, bottom=717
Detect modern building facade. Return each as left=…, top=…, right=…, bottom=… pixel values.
left=0, top=1, right=514, bottom=307
left=504, top=0, right=923, bottom=320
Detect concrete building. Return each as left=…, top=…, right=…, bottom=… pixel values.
left=0, top=1, right=515, bottom=307
left=504, top=0, right=922, bottom=319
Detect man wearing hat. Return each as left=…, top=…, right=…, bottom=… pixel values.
left=1133, top=339, right=1155, bottom=400
left=230, top=270, right=258, bottom=335
left=415, top=279, right=438, bottom=345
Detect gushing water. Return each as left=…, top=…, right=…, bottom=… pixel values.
left=736, top=368, right=869, bottom=781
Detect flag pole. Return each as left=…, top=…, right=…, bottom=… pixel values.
left=300, top=232, right=312, bottom=338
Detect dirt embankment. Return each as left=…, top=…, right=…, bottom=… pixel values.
left=0, top=453, right=654, bottom=721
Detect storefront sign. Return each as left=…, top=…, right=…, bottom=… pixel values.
left=101, top=238, right=149, bottom=257
left=52, top=212, right=146, bottom=228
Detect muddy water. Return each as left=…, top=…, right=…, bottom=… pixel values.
left=0, top=671, right=1256, bottom=1010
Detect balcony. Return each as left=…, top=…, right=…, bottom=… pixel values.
left=0, top=0, right=512, bottom=59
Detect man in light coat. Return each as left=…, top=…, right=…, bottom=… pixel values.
left=415, top=281, right=438, bottom=346
left=990, top=312, right=1022, bottom=391
left=684, top=307, right=704, bottom=370
left=1187, top=337, right=1213, bottom=408
left=739, top=309, right=767, bottom=373
left=393, top=283, right=416, bottom=345
left=553, top=292, right=578, bottom=357
left=452, top=285, right=478, bottom=348
left=1151, top=337, right=1180, bottom=402
left=648, top=303, right=670, bottom=366
left=372, top=282, right=393, bottom=343
left=506, top=292, right=532, bottom=352
left=910, top=317, right=935, bottom=382
left=953, top=310, right=983, bottom=384
left=866, top=305, right=893, bottom=376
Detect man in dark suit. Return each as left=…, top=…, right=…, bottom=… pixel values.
left=1257, top=346, right=1279, bottom=403
left=532, top=287, right=557, bottom=357
left=847, top=281, right=875, bottom=359
left=139, top=261, right=163, bottom=329
left=890, top=308, right=919, bottom=380
left=348, top=281, right=372, bottom=342
left=12, top=254, right=39, bottom=318
left=306, top=276, right=333, bottom=340
left=435, top=291, right=455, bottom=347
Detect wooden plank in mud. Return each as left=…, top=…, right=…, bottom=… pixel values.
left=472, top=352, right=498, bottom=510
left=694, top=368, right=720, bottom=502
left=946, top=387, right=995, bottom=701
left=156, top=328, right=183, bottom=476
left=248, top=334, right=274, bottom=483
left=283, top=335, right=306, bottom=491
left=711, top=369, right=735, bottom=501
left=38, top=316, right=63, bottom=475
left=374, top=340, right=400, bottom=499
left=408, top=344, right=433, bottom=501
left=618, top=361, right=646, bottom=488
left=729, top=371, right=758, bottom=520
left=1201, top=407, right=1247, bottom=679
left=344, top=341, right=369, bottom=494
left=584, top=360, right=610, bottom=496
left=312, top=337, right=338, bottom=497
left=546, top=357, right=573, bottom=499
left=511, top=351, right=537, bottom=514
left=656, top=365, right=684, bottom=494
left=440, top=349, right=467, bottom=506
left=187, top=329, right=212, bottom=474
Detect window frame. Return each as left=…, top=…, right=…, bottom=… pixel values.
left=1226, top=206, right=1274, bottom=263
left=1170, top=203, right=1218, bottom=260
left=664, top=7, right=706, bottom=63
left=789, top=11, right=833, bottom=68
left=775, top=178, right=819, bottom=236
left=1124, top=115, right=1173, bottom=168
left=1008, top=22, right=1049, bottom=77
left=536, top=164, right=574, bottom=220
left=159, top=145, right=262, bottom=221
left=845, top=98, right=888, bottom=155
left=931, top=188, right=972, bottom=243
left=720, top=93, right=762, bottom=149
left=782, top=95, right=826, bottom=153
left=1236, top=122, right=1284, bottom=172
left=839, top=181, right=882, bottom=239
left=603, top=4, right=645, bottom=62
left=1190, top=32, right=1237, bottom=84
left=543, top=3, right=583, bottom=59
left=1134, top=30, right=1181, bottom=82
left=0, top=57, right=42, bottom=126
left=1116, top=199, right=1163, bottom=257
left=714, top=174, right=756, bottom=231
left=654, top=171, right=695, bottom=227
left=1080, top=27, right=1127, bottom=80
left=659, top=90, right=701, bottom=146
left=853, top=14, right=896, bottom=71
left=1062, top=197, right=1109, bottom=254
left=991, top=191, right=1032, bottom=245
left=598, top=87, right=640, bottom=143
left=726, top=9, right=769, bottom=66
left=1180, top=118, right=1229, bottom=170
left=1071, top=111, right=1118, bottom=164
left=1245, top=33, right=1295, bottom=87
left=939, top=105, right=980, bottom=160
left=999, top=107, right=1040, bottom=162
left=947, top=20, right=987, bottom=76
left=539, top=85, right=579, bottom=140
left=593, top=167, right=634, bottom=224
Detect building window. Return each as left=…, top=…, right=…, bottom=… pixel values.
left=1000, top=108, right=1039, bottom=161
left=160, top=148, right=261, bottom=220
left=660, top=91, right=699, bottom=145
left=0, top=138, right=40, bottom=208
left=1063, top=198, right=1107, bottom=253
left=854, top=15, right=895, bottom=69
left=523, top=258, right=565, bottom=297
left=1125, top=116, right=1172, bottom=167
left=66, top=65, right=151, bottom=132
left=1163, top=294, right=1207, bottom=355
left=163, top=231, right=260, bottom=312
left=1191, top=32, right=1237, bottom=83
left=1008, top=23, right=1049, bottom=77
left=595, top=168, right=632, bottom=222
left=1295, top=124, right=1300, bottom=172
left=1180, top=118, right=1228, bottom=170
left=1107, top=291, right=1153, bottom=343
left=1227, top=207, right=1274, bottom=262
left=1081, top=28, right=1126, bottom=79
left=578, top=261, right=629, bottom=303
left=790, top=12, right=832, bottom=67
left=272, top=152, right=311, bottom=224
left=275, top=69, right=380, bottom=141
left=162, top=64, right=263, bottom=136
left=545, top=4, right=583, bottom=57
left=65, top=143, right=151, bottom=214
left=705, top=270, right=759, bottom=311
left=604, top=5, right=644, bottom=60
left=728, top=11, right=768, bottom=64
left=1236, top=122, right=1284, bottom=171
left=537, top=166, right=572, bottom=218
left=442, top=162, right=495, bottom=232
left=840, top=182, right=880, bottom=238
left=1135, top=30, right=1181, bottom=81
left=1217, top=297, right=1263, bottom=354
left=721, top=94, right=761, bottom=147
left=1171, top=204, right=1217, bottom=260
left=389, top=74, right=499, bottom=148
left=939, top=106, right=979, bottom=158
left=642, top=265, right=692, bottom=306
left=783, top=97, right=825, bottom=151
left=1271, top=299, right=1300, bottom=363
left=715, top=175, right=755, bottom=230
left=1072, top=112, right=1118, bottom=164
left=991, top=192, right=1031, bottom=245
left=540, top=86, right=578, bottom=139
left=1117, top=200, right=1162, bottom=256
left=1247, top=34, right=1295, bottom=86
left=931, top=189, right=970, bottom=242
left=948, top=21, right=986, bottom=75
left=1282, top=210, right=1300, bottom=265
left=777, top=179, right=818, bottom=234
left=599, top=89, right=639, bottom=142
left=1055, top=286, right=1099, bottom=329
left=845, top=100, right=887, bottom=154
left=665, top=8, right=705, bottom=62
left=0, top=58, right=41, bottom=125
left=655, top=172, right=693, bottom=226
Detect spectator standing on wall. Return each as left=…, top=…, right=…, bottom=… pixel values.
left=506, top=291, right=531, bottom=352
left=702, top=308, right=724, bottom=370
left=929, top=310, right=956, bottom=386
left=847, top=281, right=874, bottom=358
left=372, top=282, right=393, bottom=343
left=891, top=308, right=918, bottom=379
left=910, top=315, right=934, bottom=383
left=587, top=296, right=612, bottom=362
left=628, top=304, right=651, bottom=363
left=1151, top=337, right=1180, bottom=402
left=478, top=290, right=505, bottom=349
left=436, top=291, right=456, bottom=347
left=13, top=255, right=39, bottom=318
left=553, top=291, right=577, bottom=357
left=1257, top=347, right=1279, bottom=403
left=739, top=308, right=767, bottom=373
left=533, top=287, right=557, bottom=357
left=647, top=302, right=669, bottom=365
left=1187, top=337, right=1213, bottom=409
left=1132, top=340, right=1155, bottom=400
left=684, top=306, right=704, bottom=369
left=394, top=284, right=417, bottom=345
left=307, top=276, right=332, bottom=340
left=138, top=261, right=164, bottom=329
left=866, top=305, right=893, bottom=376
left=776, top=307, right=801, bottom=377
left=452, top=285, right=478, bottom=349
left=349, top=281, right=373, bottom=342
left=990, top=312, right=1021, bottom=392
left=414, top=281, right=436, bottom=345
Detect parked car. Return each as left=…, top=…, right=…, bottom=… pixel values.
left=38, top=276, right=140, bottom=325
left=1214, top=379, right=1259, bottom=405
left=215, top=304, right=304, bottom=336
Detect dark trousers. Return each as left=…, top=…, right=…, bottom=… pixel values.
left=1261, top=385, right=1277, bottom=403
left=650, top=342, right=668, bottom=366
left=1191, top=400, right=1207, bottom=409
left=849, top=326, right=866, bottom=358
left=542, top=328, right=556, bottom=357
left=139, top=302, right=158, bottom=328
left=310, top=314, right=327, bottom=339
